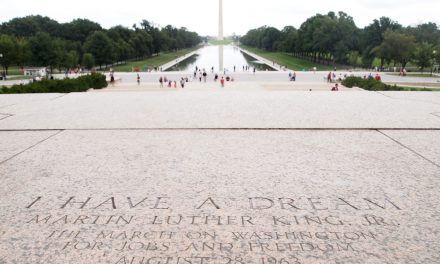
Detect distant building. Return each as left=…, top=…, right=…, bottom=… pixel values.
left=23, top=67, right=47, bottom=77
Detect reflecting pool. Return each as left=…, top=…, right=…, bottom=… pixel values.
left=166, top=45, right=275, bottom=72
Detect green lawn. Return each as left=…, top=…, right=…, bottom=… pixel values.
left=111, top=47, right=201, bottom=72
left=240, top=46, right=334, bottom=71
left=401, top=87, right=440, bottom=91
left=5, top=75, right=32, bottom=81
left=208, top=39, right=232, bottom=45
left=4, top=66, right=23, bottom=76
left=386, top=73, right=440, bottom=78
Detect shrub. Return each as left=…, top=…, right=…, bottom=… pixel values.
left=0, top=73, right=107, bottom=94
left=342, top=76, right=405, bottom=91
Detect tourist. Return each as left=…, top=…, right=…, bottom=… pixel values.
left=226, top=76, right=230, bottom=81
left=168, top=81, right=172, bottom=88
left=211, top=66, right=214, bottom=73
left=289, top=72, right=292, bottom=80
left=331, top=83, right=339, bottom=91
left=220, top=77, right=225, bottom=87
left=374, top=74, right=381, bottom=81
left=327, top=72, right=332, bottom=82
left=203, top=70, right=207, bottom=82
left=137, top=74, right=140, bottom=85
left=180, top=78, right=185, bottom=88
left=110, top=73, right=115, bottom=86
left=234, top=66, right=236, bottom=72
left=214, top=74, right=219, bottom=82
left=173, top=81, right=177, bottom=88
left=159, top=77, right=163, bottom=87
left=253, top=67, right=256, bottom=74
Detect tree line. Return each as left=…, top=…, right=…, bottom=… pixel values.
left=240, top=12, right=440, bottom=71
left=0, top=15, right=202, bottom=74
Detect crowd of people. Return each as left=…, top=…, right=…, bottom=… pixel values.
left=153, top=66, right=236, bottom=89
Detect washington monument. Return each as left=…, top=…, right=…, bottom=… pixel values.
left=218, top=0, right=224, bottom=40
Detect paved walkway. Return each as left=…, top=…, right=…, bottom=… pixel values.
left=0, top=83, right=440, bottom=263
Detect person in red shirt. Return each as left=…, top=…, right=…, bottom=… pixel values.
left=220, top=77, right=225, bottom=87
left=331, top=83, right=339, bottom=91
left=374, top=74, right=381, bottom=81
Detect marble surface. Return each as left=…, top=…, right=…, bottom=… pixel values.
left=0, top=89, right=439, bottom=263
left=380, top=130, right=440, bottom=166
left=0, top=91, right=439, bottom=130
left=0, top=131, right=60, bottom=163
left=0, top=130, right=439, bottom=263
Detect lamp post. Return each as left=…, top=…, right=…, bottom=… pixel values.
left=0, top=53, right=4, bottom=80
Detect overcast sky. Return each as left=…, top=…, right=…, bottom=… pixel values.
left=1, top=0, right=439, bottom=36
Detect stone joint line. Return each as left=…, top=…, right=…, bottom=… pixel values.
left=2, top=128, right=440, bottom=132
left=0, top=130, right=64, bottom=166
left=377, top=130, right=440, bottom=169
left=0, top=113, right=13, bottom=121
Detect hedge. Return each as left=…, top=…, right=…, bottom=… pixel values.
left=342, top=77, right=405, bottom=91
left=0, top=74, right=107, bottom=94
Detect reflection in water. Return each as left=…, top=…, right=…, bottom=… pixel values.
left=166, top=54, right=199, bottom=71
left=219, top=45, right=224, bottom=72
left=166, top=45, right=274, bottom=72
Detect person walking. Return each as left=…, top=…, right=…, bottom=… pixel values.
left=110, top=73, right=115, bottom=86
left=136, top=74, right=140, bottom=85
left=203, top=71, right=207, bottom=82
left=220, top=77, right=225, bottom=87
left=180, top=78, right=185, bottom=88
left=159, top=77, right=163, bottom=87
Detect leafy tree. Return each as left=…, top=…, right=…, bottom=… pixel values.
left=0, top=15, right=60, bottom=37
left=413, top=42, right=432, bottom=73
left=64, top=50, right=79, bottom=69
left=348, top=51, right=360, bottom=67
left=28, top=32, right=59, bottom=70
left=373, top=29, right=416, bottom=68
left=60, top=19, right=102, bottom=43
left=84, top=31, right=113, bottom=67
left=409, top=23, right=440, bottom=45
left=0, top=34, right=17, bottom=74
left=82, top=53, right=95, bottom=70
left=361, top=17, right=401, bottom=68
left=130, top=30, right=153, bottom=59
left=15, top=37, right=31, bottom=67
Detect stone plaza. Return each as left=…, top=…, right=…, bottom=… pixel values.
left=0, top=85, right=439, bottom=263
left=1, top=0, right=440, bottom=262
